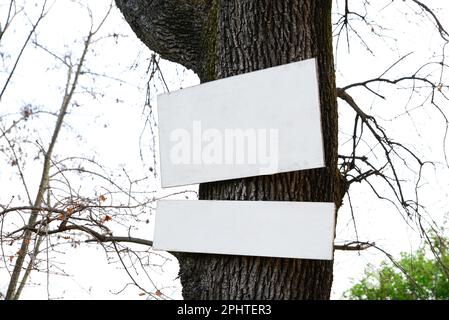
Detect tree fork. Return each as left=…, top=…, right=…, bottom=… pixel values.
left=115, top=0, right=212, bottom=77
left=116, top=0, right=342, bottom=299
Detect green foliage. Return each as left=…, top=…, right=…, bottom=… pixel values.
left=345, top=235, right=449, bottom=300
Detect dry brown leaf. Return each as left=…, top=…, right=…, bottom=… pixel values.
left=101, top=215, right=112, bottom=223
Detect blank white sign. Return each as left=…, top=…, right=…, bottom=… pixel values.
left=153, top=200, right=335, bottom=260
left=158, top=58, right=323, bottom=188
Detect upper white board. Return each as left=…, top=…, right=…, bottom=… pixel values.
left=153, top=200, right=335, bottom=260
left=158, top=58, right=323, bottom=188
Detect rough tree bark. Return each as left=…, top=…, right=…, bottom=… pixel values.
left=116, top=0, right=344, bottom=299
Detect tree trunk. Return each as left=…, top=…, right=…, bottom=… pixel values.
left=116, top=0, right=342, bottom=300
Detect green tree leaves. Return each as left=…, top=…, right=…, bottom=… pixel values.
left=345, top=236, right=449, bottom=300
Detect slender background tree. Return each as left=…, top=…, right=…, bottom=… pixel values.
left=0, top=0, right=194, bottom=299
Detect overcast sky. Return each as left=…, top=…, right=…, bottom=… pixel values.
left=0, top=0, right=448, bottom=299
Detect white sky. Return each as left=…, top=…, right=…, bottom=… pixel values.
left=0, top=0, right=448, bottom=299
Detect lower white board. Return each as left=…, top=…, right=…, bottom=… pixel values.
left=153, top=200, right=335, bottom=260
